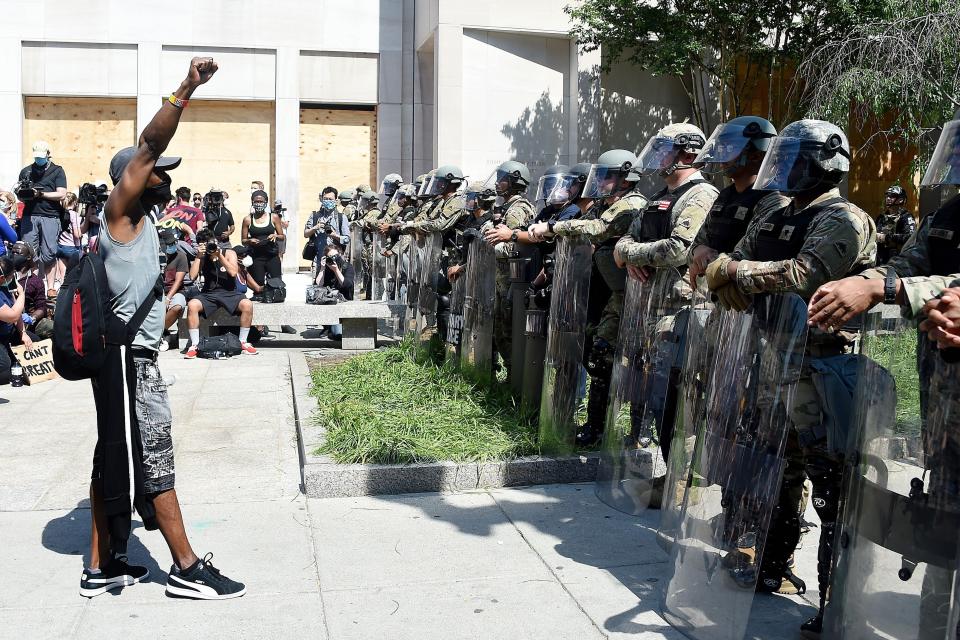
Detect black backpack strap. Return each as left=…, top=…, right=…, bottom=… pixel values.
left=125, top=275, right=164, bottom=343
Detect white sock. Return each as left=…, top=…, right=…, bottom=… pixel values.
left=189, top=329, right=200, bottom=345
left=239, top=327, right=250, bottom=344
left=86, top=567, right=101, bottom=574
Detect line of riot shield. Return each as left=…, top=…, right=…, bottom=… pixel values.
left=824, top=307, right=960, bottom=639
left=657, top=285, right=716, bottom=551
left=384, top=251, right=398, bottom=301
left=459, top=238, right=497, bottom=386
left=370, top=232, right=387, bottom=301
left=660, top=293, right=808, bottom=640
left=394, top=240, right=408, bottom=306
left=537, top=236, right=593, bottom=455
left=350, top=224, right=366, bottom=298
left=508, top=245, right=535, bottom=396
left=404, top=235, right=423, bottom=338
left=416, top=232, right=443, bottom=352
left=594, top=267, right=684, bottom=515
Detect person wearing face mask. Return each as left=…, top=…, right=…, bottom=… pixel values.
left=304, top=186, right=350, bottom=276
left=316, top=243, right=356, bottom=340
left=88, top=57, right=247, bottom=601
left=241, top=189, right=284, bottom=290
left=0, top=256, right=39, bottom=385
left=0, top=191, right=18, bottom=257
left=16, top=141, right=67, bottom=289
left=158, top=229, right=189, bottom=351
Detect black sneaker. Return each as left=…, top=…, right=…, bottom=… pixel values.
left=165, top=553, right=246, bottom=600
left=79, top=556, right=150, bottom=597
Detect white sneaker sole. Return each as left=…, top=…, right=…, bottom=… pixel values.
left=165, top=582, right=247, bottom=600
left=79, top=569, right=150, bottom=598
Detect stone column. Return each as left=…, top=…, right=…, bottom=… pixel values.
left=136, top=42, right=162, bottom=138
left=0, top=38, right=23, bottom=187
left=275, top=47, right=301, bottom=272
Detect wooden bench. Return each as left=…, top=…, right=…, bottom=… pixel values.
left=174, top=300, right=393, bottom=350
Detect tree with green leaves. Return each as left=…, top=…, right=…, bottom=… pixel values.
left=795, top=0, right=960, bottom=163
left=565, top=0, right=888, bottom=131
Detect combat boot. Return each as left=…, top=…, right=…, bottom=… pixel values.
left=575, top=375, right=609, bottom=447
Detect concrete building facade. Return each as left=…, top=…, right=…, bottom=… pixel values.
left=0, top=0, right=692, bottom=268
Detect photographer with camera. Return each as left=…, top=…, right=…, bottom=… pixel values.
left=273, top=199, right=289, bottom=261
left=315, top=243, right=355, bottom=339
left=185, top=228, right=257, bottom=358
left=15, top=141, right=67, bottom=288
left=304, top=187, right=349, bottom=275
left=241, top=189, right=284, bottom=290
left=201, top=188, right=234, bottom=247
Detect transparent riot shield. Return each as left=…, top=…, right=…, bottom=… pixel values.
left=394, top=240, right=408, bottom=306
left=404, top=236, right=423, bottom=338
left=661, top=293, right=808, bottom=640
left=384, top=251, right=398, bottom=301
left=594, top=267, right=684, bottom=514
left=537, top=236, right=593, bottom=454
left=416, top=233, right=443, bottom=351
left=444, top=274, right=466, bottom=368
left=508, top=246, right=534, bottom=396
left=658, top=287, right=716, bottom=550
left=460, top=239, right=497, bottom=386
left=350, top=225, right=366, bottom=297
left=370, top=232, right=386, bottom=301
left=824, top=308, right=960, bottom=639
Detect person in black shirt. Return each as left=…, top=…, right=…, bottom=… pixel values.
left=316, top=243, right=355, bottom=339
left=16, top=141, right=67, bottom=289
left=201, top=188, right=235, bottom=246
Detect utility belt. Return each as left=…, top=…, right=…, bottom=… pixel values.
left=130, top=346, right=159, bottom=362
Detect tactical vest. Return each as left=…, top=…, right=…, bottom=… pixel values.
left=703, top=184, right=767, bottom=253
left=753, top=196, right=847, bottom=262
left=927, top=195, right=960, bottom=276
left=594, top=193, right=647, bottom=293
left=632, top=179, right=708, bottom=243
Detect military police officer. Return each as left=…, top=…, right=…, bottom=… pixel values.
left=874, top=184, right=917, bottom=265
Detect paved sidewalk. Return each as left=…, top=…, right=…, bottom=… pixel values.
left=0, top=348, right=819, bottom=639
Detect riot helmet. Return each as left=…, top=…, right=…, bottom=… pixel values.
left=339, top=188, right=355, bottom=206
left=583, top=150, right=640, bottom=199
left=359, top=189, right=379, bottom=209
left=755, top=119, right=851, bottom=194
left=484, top=160, right=531, bottom=197
left=638, top=123, right=707, bottom=176
left=424, top=165, right=465, bottom=196
left=696, top=116, right=777, bottom=176
left=921, top=119, right=960, bottom=186
left=464, top=181, right=497, bottom=213
left=534, top=165, right=571, bottom=205
left=395, top=184, right=416, bottom=208
left=884, top=185, right=907, bottom=206
left=378, top=173, right=403, bottom=199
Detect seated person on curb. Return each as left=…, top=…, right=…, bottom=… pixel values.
left=315, top=243, right=355, bottom=339
left=0, top=256, right=39, bottom=384
left=159, top=229, right=189, bottom=351
left=184, top=228, right=257, bottom=358
left=10, top=243, right=52, bottom=339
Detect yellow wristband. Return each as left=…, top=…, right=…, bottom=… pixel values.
left=168, top=94, right=188, bottom=109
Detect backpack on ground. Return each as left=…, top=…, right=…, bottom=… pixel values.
left=52, top=252, right=162, bottom=380
left=262, top=277, right=286, bottom=303
left=196, top=333, right=243, bottom=359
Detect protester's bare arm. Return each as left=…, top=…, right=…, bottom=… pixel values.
left=220, top=248, right=239, bottom=278
left=104, top=57, right=218, bottom=232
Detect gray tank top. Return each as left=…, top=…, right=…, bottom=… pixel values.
left=98, top=217, right=165, bottom=351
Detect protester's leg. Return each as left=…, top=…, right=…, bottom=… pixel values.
left=165, top=294, right=186, bottom=331
left=266, top=254, right=282, bottom=279
left=186, top=298, right=204, bottom=352
left=39, top=218, right=59, bottom=291
left=238, top=298, right=253, bottom=328
left=0, top=340, right=12, bottom=385
left=88, top=480, right=111, bottom=569
left=249, top=256, right=266, bottom=288
left=20, top=214, right=39, bottom=256
left=153, top=489, right=197, bottom=569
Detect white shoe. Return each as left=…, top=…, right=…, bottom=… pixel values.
left=159, top=340, right=170, bottom=352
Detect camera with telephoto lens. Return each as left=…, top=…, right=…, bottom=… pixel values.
left=78, top=182, right=109, bottom=205
left=206, top=240, right=218, bottom=255
left=206, top=190, right=224, bottom=206
left=325, top=254, right=343, bottom=269
left=14, top=179, right=38, bottom=201
left=324, top=222, right=334, bottom=233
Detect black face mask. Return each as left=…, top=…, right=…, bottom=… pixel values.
left=140, top=181, right=172, bottom=211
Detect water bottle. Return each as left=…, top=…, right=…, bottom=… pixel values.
left=10, top=361, right=23, bottom=387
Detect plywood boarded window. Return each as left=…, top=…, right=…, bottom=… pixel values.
left=22, top=97, right=136, bottom=189
left=298, top=106, right=376, bottom=268
left=163, top=100, right=275, bottom=247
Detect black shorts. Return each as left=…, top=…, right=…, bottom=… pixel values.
left=194, top=289, right=244, bottom=318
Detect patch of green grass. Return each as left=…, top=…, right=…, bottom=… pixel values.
left=868, top=329, right=922, bottom=436
left=310, top=340, right=538, bottom=464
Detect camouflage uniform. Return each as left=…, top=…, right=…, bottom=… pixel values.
left=875, top=206, right=917, bottom=265
left=728, top=186, right=876, bottom=596
left=485, top=194, right=536, bottom=372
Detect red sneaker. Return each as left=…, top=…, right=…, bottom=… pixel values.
left=184, top=346, right=198, bottom=359
left=241, top=342, right=258, bottom=355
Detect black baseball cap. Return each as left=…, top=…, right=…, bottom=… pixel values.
left=109, top=146, right=182, bottom=186
left=157, top=228, right=179, bottom=247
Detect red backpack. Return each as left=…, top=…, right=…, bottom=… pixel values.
left=52, top=252, right=161, bottom=380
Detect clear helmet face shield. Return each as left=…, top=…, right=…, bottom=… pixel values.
left=754, top=137, right=824, bottom=193
left=922, top=120, right=960, bottom=186
left=424, top=175, right=452, bottom=197
left=638, top=136, right=684, bottom=175
left=378, top=181, right=399, bottom=200
left=695, top=123, right=755, bottom=175
left=583, top=166, right=628, bottom=199
left=535, top=173, right=577, bottom=206
left=464, top=191, right=480, bottom=212
left=483, top=170, right=514, bottom=197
